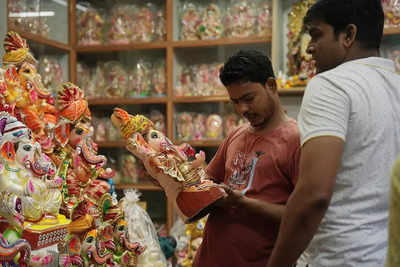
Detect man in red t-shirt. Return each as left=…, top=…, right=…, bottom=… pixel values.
left=192, top=50, right=301, bottom=267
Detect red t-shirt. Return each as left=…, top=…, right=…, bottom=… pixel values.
left=193, top=120, right=300, bottom=267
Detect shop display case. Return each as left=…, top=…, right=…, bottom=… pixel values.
left=8, top=0, right=398, bottom=232
left=1, top=0, right=309, bottom=232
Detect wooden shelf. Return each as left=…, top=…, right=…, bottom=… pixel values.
left=96, top=141, right=125, bottom=148
left=384, top=27, right=400, bottom=36
left=96, top=140, right=222, bottom=148
left=76, top=41, right=168, bottom=52
left=173, top=140, right=222, bottom=147
left=115, top=183, right=162, bottom=191
left=76, top=36, right=271, bottom=51
left=172, top=36, right=272, bottom=48
left=88, top=97, right=168, bottom=106
left=173, top=88, right=304, bottom=103
left=173, top=95, right=229, bottom=103
left=278, top=87, right=305, bottom=96
left=8, top=26, right=71, bottom=52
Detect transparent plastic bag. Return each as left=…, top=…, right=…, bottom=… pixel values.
left=180, top=2, right=202, bottom=40
left=103, top=61, right=128, bottom=98
left=122, top=189, right=168, bottom=267
left=107, top=3, right=134, bottom=44
left=77, top=3, right=105, bottom=45
left=225, top=0, right=257, bottom=38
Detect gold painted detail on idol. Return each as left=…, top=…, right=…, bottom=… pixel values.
left=287, top=0, right=316, bottom=76
left=278, top=0, right=316, bottom=89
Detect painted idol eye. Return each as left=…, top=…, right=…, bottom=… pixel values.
left=86, top=236, right=94, bottom=243
left=15, top=198, right=22, bottom=214
left=151, top=131, right=158, bottom=139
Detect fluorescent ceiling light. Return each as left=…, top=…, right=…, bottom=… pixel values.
left=51, top=0, right=88, bottom=12
left=76, top=4, right=88, bottom=12
left=51, top=0, right=67, bottom=6
left=9, top=11, right=55, bottom=17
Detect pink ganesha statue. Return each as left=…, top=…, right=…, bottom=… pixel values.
left=111, top=108, right=224, bottom=223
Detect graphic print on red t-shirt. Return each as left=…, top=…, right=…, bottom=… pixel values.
left=228, top=150, right=265, bottom=193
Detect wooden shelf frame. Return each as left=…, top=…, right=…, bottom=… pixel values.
left=98, top=140, right=223, bottom=149
left=87, top=88, right=305, bottom=106
left=7, top=26, right=72, bottom=52
left=88, top=97, right=168, bottom=106
left=384, top=27, right=400, bottom=36
left=115, top=183, right=163, bottom=191
left=171, top=36, right=272, bottom=48
left=76, top=42, right=168, bottom=52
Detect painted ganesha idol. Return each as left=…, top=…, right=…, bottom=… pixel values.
left=2, top=31, right=57, bottom=154
left=0, top=192, right=31, bottom=267
left=111, top=108, right=224, bottom=223
left=53, top=82, right=116, bottom=221
left=0, top=112, right=69, bottom=254
left=0, top=112, right=61, bottom=222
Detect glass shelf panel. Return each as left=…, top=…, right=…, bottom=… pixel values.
left=173, top=0, right=273, bottom=41
left=173, top=43, right=271, bottom=97
left=28, top=39, right=69, bottom=95
left=76, top=0, right=166, bottom=46
left=77, top=49, right=166, bottom=99
left=8, top=0, right=69, bottom=44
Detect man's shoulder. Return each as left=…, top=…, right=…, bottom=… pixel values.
left=225, top=124, right=249, bottom=141
left=315, top=57, right=396, bottom=80
left=275, top=119, right=301, bottom=145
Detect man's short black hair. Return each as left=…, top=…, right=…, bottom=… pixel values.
left=304, top=0, right=384, bottom=50
left=219, top=50, right=275, bottom=87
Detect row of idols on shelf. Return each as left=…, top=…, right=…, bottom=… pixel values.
left=92, top=110, right=166, bottom=143
left=0, top=31, right=169, bottom=266
left=8, top=0, right=51, bottom=37
left=8, top=0, right=400, bottom=49
left=77, top=59, right=166, bottom=99
left=78, top=1, right=165, bottom=45
left=180, top=0, right=272, bottom=40
left=176, top=112, right=246, bottom=141
left=92, top=109, right=245, bottom=144
left=175, top=62, right=226, bottom=97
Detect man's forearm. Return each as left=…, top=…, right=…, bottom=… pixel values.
left=239, top=197, right=285, bottom=224
left=266, top=187, right=330, bottom=267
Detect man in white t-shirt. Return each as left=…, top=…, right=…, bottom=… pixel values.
left=267, top=1, right=400, bottom=267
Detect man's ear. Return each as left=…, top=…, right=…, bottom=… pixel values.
left=265, top=77, right=277, bottom=93
left=343, top=24, right=357, bottom=48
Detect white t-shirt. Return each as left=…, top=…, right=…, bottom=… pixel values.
left=298, top=57, right=400, bottom=267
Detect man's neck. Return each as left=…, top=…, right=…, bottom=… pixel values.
left=345, top=47, right=380, bottom=62
left=250, top=109, right=289, bottom=134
